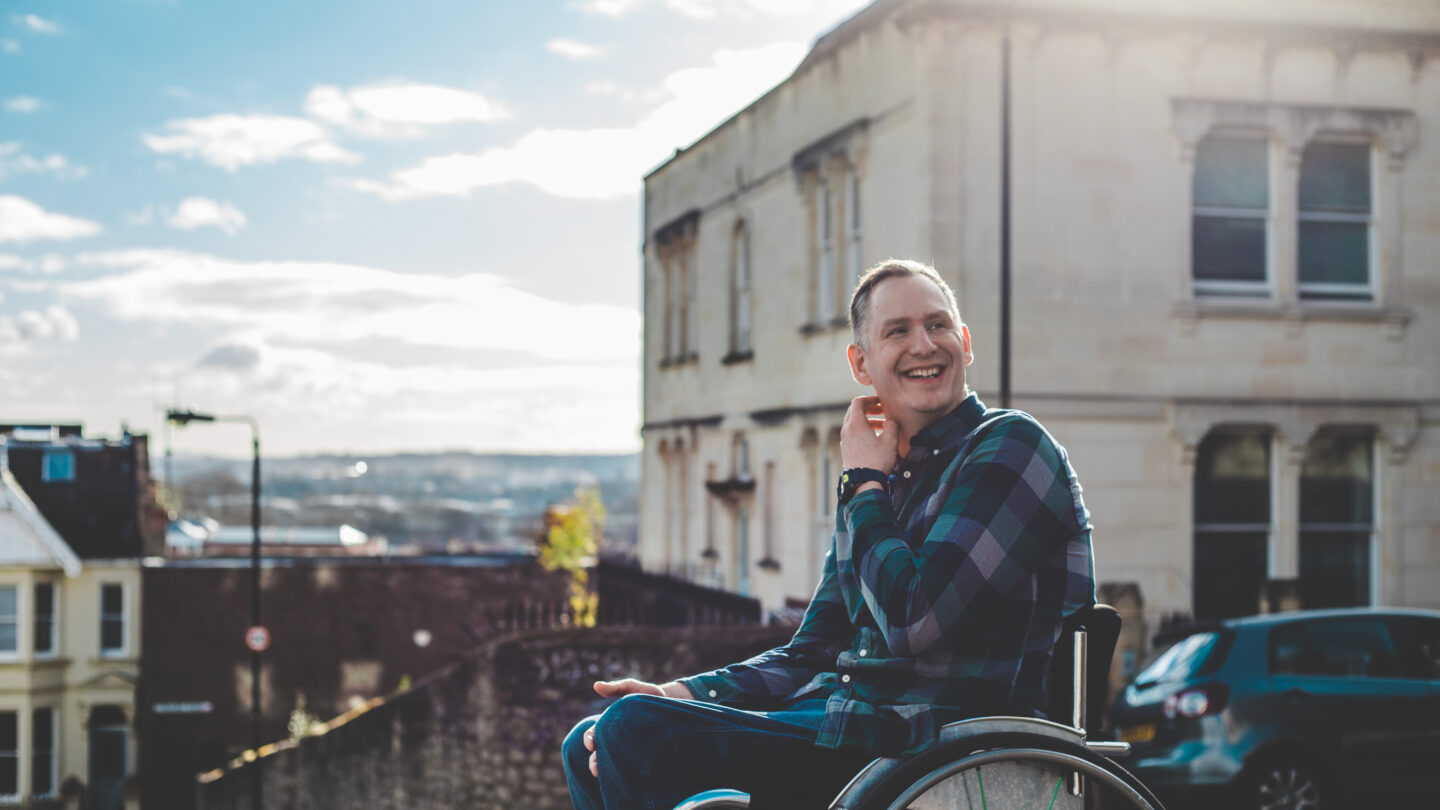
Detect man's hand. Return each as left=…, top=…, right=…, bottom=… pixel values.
left=841, top=395, right=899, bottom=474
left=584, top=679, right=694, bottom=777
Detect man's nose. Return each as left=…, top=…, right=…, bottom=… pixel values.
left=908, top=328, right=937, bottom=353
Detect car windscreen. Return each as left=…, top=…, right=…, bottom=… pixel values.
left=1133, top=631, right=1225, bottom=687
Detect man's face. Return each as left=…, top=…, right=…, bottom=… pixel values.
left=848, top=273, right=973, bottom=435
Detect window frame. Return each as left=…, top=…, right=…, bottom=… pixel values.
left=1297, top=135, right=1376, bottom=301
left=0, top=710, right=16, bottom=801
left=100, top=582, right=127, bottom=658
left=1191, top=131, right=1274, bottom=299
left=40, top=449, right=76, bottom=483
left=31, top=706, right=56, bottom=799
left=33, top=582, right=56, bottom=658
left=0, top=585, right=18, bottom=658
left=1298, top=428, right=1377, bottom=609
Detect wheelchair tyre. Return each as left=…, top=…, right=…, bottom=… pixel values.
left=846, top=732, right=1165, bottom=810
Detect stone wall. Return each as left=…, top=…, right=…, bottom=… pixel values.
left=196, top=624, right=794, bottom=810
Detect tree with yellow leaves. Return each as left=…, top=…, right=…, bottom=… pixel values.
left=538, top=486, right=606, bottom=628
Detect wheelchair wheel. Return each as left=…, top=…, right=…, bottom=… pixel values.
left=843, top=732, right=1164, bottom=810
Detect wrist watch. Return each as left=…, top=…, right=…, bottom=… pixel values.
left=837, top=467, right=889, bottom=505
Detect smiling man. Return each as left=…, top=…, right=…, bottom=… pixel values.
left=563, top=259, right=1096, bottom=810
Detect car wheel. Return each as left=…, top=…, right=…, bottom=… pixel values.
left=1250, top=758, right=1323, bottom=810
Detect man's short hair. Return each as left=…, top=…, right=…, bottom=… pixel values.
left=848, top=259, right=963, bottom=348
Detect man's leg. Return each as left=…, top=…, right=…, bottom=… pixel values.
left=562, top=715, right=603, bottom=810
left=591, top=694, right=871, bottom=810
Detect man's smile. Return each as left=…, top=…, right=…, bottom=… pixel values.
left=902, top=365, right=944, bottom=379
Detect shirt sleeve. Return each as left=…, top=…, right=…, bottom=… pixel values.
left=679, top=544, right=852, bottom=706
left=836, top=414, right=1082, bottom=658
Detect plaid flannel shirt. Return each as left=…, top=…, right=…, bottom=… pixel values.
left=680, top=394, right=1095, bottom=755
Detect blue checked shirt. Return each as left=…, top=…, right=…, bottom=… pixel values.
left=680, top=394, right=1096, bottom=755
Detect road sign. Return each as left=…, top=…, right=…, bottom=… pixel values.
left=245, top=625, right=271, bottom=653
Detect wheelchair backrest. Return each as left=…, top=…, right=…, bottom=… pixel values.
left=1045, top=603, right=1121, bottom=732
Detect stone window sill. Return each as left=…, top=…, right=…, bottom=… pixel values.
left=659, top=352, right=699, bottom=369
left=721, top=350, right=754, bottom=365
left=1173, top=298, right=1411, bottom=339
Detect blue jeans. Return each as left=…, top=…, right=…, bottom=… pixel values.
left=562, top=694, right=873, bottom=810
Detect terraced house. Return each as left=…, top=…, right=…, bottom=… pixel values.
left=637, top=0, right=1440, bottom=650
left=0, top=426, right=161, bottom=809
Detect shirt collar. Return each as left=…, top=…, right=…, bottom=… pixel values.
left=907, top=392, right=986, bottom=452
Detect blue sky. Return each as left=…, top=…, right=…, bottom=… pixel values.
left=0, top=0, right=868, bottom=457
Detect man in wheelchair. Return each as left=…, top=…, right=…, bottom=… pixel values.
left=564, top=260, right=1100, bottom=810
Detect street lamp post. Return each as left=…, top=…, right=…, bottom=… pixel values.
left=166, top=409, right=262, bottom=810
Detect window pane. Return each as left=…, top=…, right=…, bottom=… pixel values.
left=35, top=584, right=52, bottom=614
left=102, top=619, right=123, bottom=651
left=0, top=758, right=14, bottom=797
left=1299, top=221, right=1368, bottom=289
left=1299, top=142, right=1370, bottom=214
left=1194, top=137, right=1268, bottom=208
left=0, top=588, right=14, bottom=616
left=1300, top=433, right=1373, bottom=524
left=1195, top=432, right=1271, bottom=524
left=102, top=584, right=122, bottom=613
left=1271, top=619, right=1398, bottom=678
left=0, top=713, right=14, bottom=749
left=1300, top=531, right=1370, bottom=609
left=32, top=709, right=53, bottom=796
left=1194, top=531, right=1268, bottom=620
left=1405, top=618, right=1440, bottom=679
left=0, top=625, right=14, bottom=653
left=1193, top=216, right=1266, bottom=284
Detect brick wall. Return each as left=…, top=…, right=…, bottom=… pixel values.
left=194, top=624, right=794, bottom=810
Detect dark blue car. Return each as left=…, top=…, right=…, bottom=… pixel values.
left=1108, top=608, right=1440, bottom=809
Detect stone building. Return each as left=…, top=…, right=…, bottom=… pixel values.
left=638, top=0, right=1440, bottom=641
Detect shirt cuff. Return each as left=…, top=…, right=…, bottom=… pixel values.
left=844, top=487, right=903, bottom=561
left=676, top=673, right=735, bottom=703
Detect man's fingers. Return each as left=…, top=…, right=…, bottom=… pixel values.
left=583, top=727, right=595, bottom=752
left=593, top=678, right=663, bottom=698
left=589, top=751, right=599, bottom=778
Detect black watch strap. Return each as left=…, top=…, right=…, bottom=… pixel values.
left=838, top=467, right=889, bottom=505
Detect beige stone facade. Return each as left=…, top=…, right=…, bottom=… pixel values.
left=639, top=0, right=1440, bottom=647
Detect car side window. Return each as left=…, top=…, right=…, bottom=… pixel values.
left=1270, top=619, right=1401, bottom=678
left=1403, top=617, right=1440, bottom=679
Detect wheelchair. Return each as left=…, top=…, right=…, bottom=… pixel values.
left=674, top=604, right=1165, bottom=810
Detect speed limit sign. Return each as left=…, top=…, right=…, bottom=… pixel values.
left=245, top=625, right=271, bottom=653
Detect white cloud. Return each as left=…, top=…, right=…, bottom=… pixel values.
left=0, top=142, right=88, bottom=180
left=143, top=114, right=359, bottom=171
left=61, top=249, right=639, bottom=363
left=0, top=305, right=79, bottom=350
left=0, top=196, right=102, bottom=244
left=19, top=14, right=62, bottom=34
left=304, top=82, right=508, bottom=139
left=166, top=197, right=248, bottom=235
left=4, top=96, right=44, bottom=113
left=0, top=253, right=68, bottom=274
left=0, top=39, right=20, bottom=54
left=345, top=41, right=807, bottom=201
left=548, top=38, right=603, bottom=59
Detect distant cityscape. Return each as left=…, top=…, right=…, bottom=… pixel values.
left=163, top=451, right=640, bottom=558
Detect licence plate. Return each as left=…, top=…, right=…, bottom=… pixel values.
left=1118, top=724, right=1155, bottom=744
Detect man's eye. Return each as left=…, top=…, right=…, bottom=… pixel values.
left=887, top=327, right=906, bottom=338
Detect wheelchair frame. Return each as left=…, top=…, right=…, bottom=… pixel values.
left=672, top=605, right=1164, bottom=810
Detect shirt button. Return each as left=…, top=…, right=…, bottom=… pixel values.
left=858, top=649, right=868, bottom=657
left=841, top=674, right=851, bottom=683
left=933, top=449, right=940, bottom=456
left=709, top=690, right=717, bottom=698
left=902, top=470, right=912, bottom=479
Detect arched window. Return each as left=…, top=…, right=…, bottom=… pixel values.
left=1193, top=429, right=1271, bottom=620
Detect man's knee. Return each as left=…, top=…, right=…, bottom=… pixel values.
left=593, top=693, right=674, bottom=752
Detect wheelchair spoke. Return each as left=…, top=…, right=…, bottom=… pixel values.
left=1047, top=774, right=1063, bottom=810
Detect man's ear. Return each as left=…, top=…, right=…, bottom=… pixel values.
left=847, top=343, right=873, bottom=386
left=960, top=324, right=974, bottom=366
